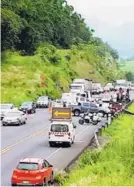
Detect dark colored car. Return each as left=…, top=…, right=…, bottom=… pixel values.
left=19, top=102, right=36, bottom=114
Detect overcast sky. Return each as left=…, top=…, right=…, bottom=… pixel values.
left=66, top=0, right=134, bottom=58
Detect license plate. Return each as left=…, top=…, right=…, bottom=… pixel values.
left=23, top=181, right=29, bottom=184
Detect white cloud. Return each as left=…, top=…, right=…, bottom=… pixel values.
left=66, top=0, right=134, bottom=57
left=67, top=0, right=134, bottom=26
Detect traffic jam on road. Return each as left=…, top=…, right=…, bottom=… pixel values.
left=1, top=79, right=134, bottom=186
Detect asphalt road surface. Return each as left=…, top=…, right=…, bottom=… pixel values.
left=1, top=91, right=134, bottom=186
left=1, top=108, right=106, bottom=186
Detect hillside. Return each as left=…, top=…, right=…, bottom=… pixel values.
left=119, top=60, right=134, bottom=73
left=1, top=0, right=123, bottom=105
left=1, top=44, right=121, bottom=105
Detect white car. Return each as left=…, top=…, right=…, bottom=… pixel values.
left=0, top=103, right=17, bottom=120
left=48, top=121, right=76, bottom=147
left=36, top=96, right=50, bottom=108
left=2, top=111, right=27, bottom=126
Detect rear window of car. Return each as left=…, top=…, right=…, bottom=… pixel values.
left=90, top=103, right=97, bottom=108
left=83, top=102, right=89, bottom=106
left=51, top=124, right=69, bottom=132
left=17, top=162, right=39, bottom=171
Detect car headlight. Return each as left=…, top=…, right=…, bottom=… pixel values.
left=36, top=176, right=41, bottom=179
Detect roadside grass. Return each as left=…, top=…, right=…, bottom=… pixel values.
left=128, top=103, right=134, bottom=112
left=1, top=44, right=121, bottom=106
left=61, top=104, right=134, bottom=186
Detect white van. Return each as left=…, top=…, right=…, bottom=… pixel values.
left=48, top=121, right=76, bottom=147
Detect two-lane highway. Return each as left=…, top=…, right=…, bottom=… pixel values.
left=1, top=108, right=105, bottom=186
left=1, top=91, right=133, bottom=186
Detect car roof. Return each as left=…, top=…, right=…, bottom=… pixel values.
left=19, top=157, right=44, bottom=163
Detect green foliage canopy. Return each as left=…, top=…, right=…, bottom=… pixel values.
left=1, top=0, right=119, bottom=60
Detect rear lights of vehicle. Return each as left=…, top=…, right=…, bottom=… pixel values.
left=68, top=132, right=71, bottom=139
left=36, top=176, right=41, bottom=179
left=12, top=175, right=17, bottom=179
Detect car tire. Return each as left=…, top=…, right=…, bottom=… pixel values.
left=41, top=178, right=48, bottom=186
left=49, top=142, right=54, bottom=147
left=74, top=110, right=80, bottom=116
left=79, top=119, right=84, bottom=125
left=50, top=172, right=54, bottom=184
left=11, top=183, right=17, bottom=186
left=2, top=123, right=6, bottom=126
left=68, top=141, right=71, bottom=147
left=72, top=136, right=75, bottom=144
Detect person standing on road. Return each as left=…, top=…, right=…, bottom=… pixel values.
left=63, top=101, right=66, bottom=107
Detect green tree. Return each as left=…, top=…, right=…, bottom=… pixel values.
left=125, top=72, right=134, bottom=81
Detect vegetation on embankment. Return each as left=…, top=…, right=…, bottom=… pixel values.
left=128, top=103, right=134, bottom=113
left=119, top=60, right=134, bottom=82
left=1, top=44, right=123, bottom=106
left=1, top=0, right=124, bottom=105
left=59, top=104, right=134, bottom=186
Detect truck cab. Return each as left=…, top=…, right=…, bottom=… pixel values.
left=70, top=83, right=85, bottom=93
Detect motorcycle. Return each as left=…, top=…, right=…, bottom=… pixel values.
left=79, top=112, right=101, bottom=125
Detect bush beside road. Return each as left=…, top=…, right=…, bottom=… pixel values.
left=1, top=44, right=122, bottom=106
left=60, top=104, right=134, bottom=186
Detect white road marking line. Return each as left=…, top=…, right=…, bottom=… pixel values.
left=46, top=127, right=90, bottom=159
left=46, top=148, right=62, bottom=159
left=75, top=141, right=85, bottom=143
left=1, top=126, right=49, bottom=155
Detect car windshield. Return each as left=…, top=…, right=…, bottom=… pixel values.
left=51, top=124, right=69, bottom=132
left=6, top=112, right=20, bottom=117
left=0, top=104, right=12, bottom=109
left=17, top=162, right=39, bottom=171
left=21, top=102, right=32, bottom=107
left=71, top=86, right=82, bottom=90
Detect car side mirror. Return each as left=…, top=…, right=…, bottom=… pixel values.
left=49, top=164, right=53, bottom=167
left=73, top=125, right=77, bottom=128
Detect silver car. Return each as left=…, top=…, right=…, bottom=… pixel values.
left=0, top=103, right=15, bottom=120
left=2, top=111, right=27, bottom=126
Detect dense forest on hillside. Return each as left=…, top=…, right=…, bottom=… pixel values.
left=2, top=0, right=124, bottom=105
left=2, top=0, right=118, bottom=59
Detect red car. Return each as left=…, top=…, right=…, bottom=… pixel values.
left=11, top=157, right=54, bottom=186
